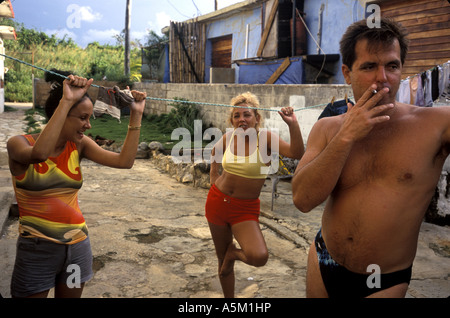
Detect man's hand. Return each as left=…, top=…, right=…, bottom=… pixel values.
left=338, top=84, right=394, bottom=143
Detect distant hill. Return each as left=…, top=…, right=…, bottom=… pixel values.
left=0, top=18, right=142, bottom=102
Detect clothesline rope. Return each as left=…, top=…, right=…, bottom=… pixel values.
left=401, top=60, right=450, bottom=82
left=397, top=60, right=450, bottom=106
left=0, top=52, right=339, bottom=112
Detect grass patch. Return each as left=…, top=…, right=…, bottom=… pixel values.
left=5, top=105, right=19, bottom=112
left=89, top=114, right=176, bottom=149
left=88, top=99, right=211, bottom=150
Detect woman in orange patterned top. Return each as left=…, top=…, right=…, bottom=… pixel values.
left=7, top=71, right=146, bottom=298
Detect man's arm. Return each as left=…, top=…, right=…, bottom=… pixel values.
left=291, top=118, right=353, bottom=212
left=441, top=107, right=450, bottom=153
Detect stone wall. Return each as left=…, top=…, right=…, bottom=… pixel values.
left=133, top=142, right=211, bottom=189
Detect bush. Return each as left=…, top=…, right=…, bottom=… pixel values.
left=5, top=69, right=32, bottom=102
left=147, top=98, right=208, bottom=135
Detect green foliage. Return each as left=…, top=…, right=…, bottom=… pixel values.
left=4, top=68, right=32, bottom=102
left=147, top=98, right=207, bottom=135
left=1, top=18, right=142, bottom=102
left=24, top=107, right=47, bottom=134
left=81, top=113, right=175, bottom=149
left=142, top=30, right=168, bottom=81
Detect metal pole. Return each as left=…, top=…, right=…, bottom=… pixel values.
left=125, top=0, right=132, bottom=76
left=317, top=3, right=324, bottom=55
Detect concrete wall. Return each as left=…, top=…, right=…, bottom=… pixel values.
left=303, top=0, right=366, bottom=83
left=204, top=4, right=263, bottom=83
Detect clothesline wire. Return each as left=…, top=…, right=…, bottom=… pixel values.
left=0, top=52, right=340, bottom=112
left=401, top=60, right=450, bottom=82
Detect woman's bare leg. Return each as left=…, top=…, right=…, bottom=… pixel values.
left=221, top=221, right=268, bottom=277
left=208, top=222, right=235, bottom=298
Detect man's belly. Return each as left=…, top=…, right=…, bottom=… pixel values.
left=321, top=182, right=432, bottom=274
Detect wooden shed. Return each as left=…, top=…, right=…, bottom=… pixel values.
left=377, top=0, right=450, bottom=79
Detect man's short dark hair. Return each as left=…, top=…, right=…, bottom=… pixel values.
left=339, top=17, right=409, bottom=70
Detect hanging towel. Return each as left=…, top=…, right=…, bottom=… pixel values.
left=438, top=63, right=450, bottom=99
left=397, top=78, right=410, bottom=104
left=93, top=86, right=134, bottom=122
left=438, top=65, right=444, bottom=97
left=423, top=70, right=433, bottom=107
left=410, top=75, right=424, bottom=106
left=431, top=67, right=439, bottom=101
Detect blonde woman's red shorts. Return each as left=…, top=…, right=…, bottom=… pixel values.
left=205, top=184, right=260, bottom=226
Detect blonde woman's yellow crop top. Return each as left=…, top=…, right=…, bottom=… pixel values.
left=222, top=129, right=269, bottom=179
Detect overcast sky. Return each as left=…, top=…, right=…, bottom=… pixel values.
left=9, top=0, right=243, bottom=47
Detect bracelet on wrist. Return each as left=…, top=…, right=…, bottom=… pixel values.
left=128, top=125, right=141, bottom=130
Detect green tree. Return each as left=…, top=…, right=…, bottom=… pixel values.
left=142, top=30, right=168, bottom=81
left=0, top=18, right=144, bottom=102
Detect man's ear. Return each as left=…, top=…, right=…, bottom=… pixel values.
left=342, top=64, right=352, bottom=85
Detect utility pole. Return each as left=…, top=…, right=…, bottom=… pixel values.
left=214, top=0, right=218, bottom=11
left=124, top=0, right=132, bottom=76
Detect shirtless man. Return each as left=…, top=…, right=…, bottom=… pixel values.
left=292, top=18, right=450, bottom=298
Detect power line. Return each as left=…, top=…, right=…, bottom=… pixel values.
left=191, top=0, right=202, bottom=16
left=166, top=0, right=192, bottom=19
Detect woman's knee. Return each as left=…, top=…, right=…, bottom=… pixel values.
left=247, top=249, right=268, bottom=267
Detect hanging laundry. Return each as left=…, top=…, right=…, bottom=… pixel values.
left=423, top=70, right=433, bottom=107
left=410, top=75, right=424, bottom=106
left=438, top=65, right=445, bottom=97
left=318, top=98, right=354, bottom=120
left=431, top=67, right=439, bottom=101
left=397, top=78, right=410, bottom=104
left=93, top=86, right=135, bottom=122
left=438, top=62, right=450, bottom=102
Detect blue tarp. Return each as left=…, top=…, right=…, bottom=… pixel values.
left=238, top=57, right=304, bottom=84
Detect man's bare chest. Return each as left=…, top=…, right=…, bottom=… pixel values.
left=337, top=124, right=444, bottom=188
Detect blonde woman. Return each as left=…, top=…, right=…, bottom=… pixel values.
left=206, top=92, right=304, bottom=297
